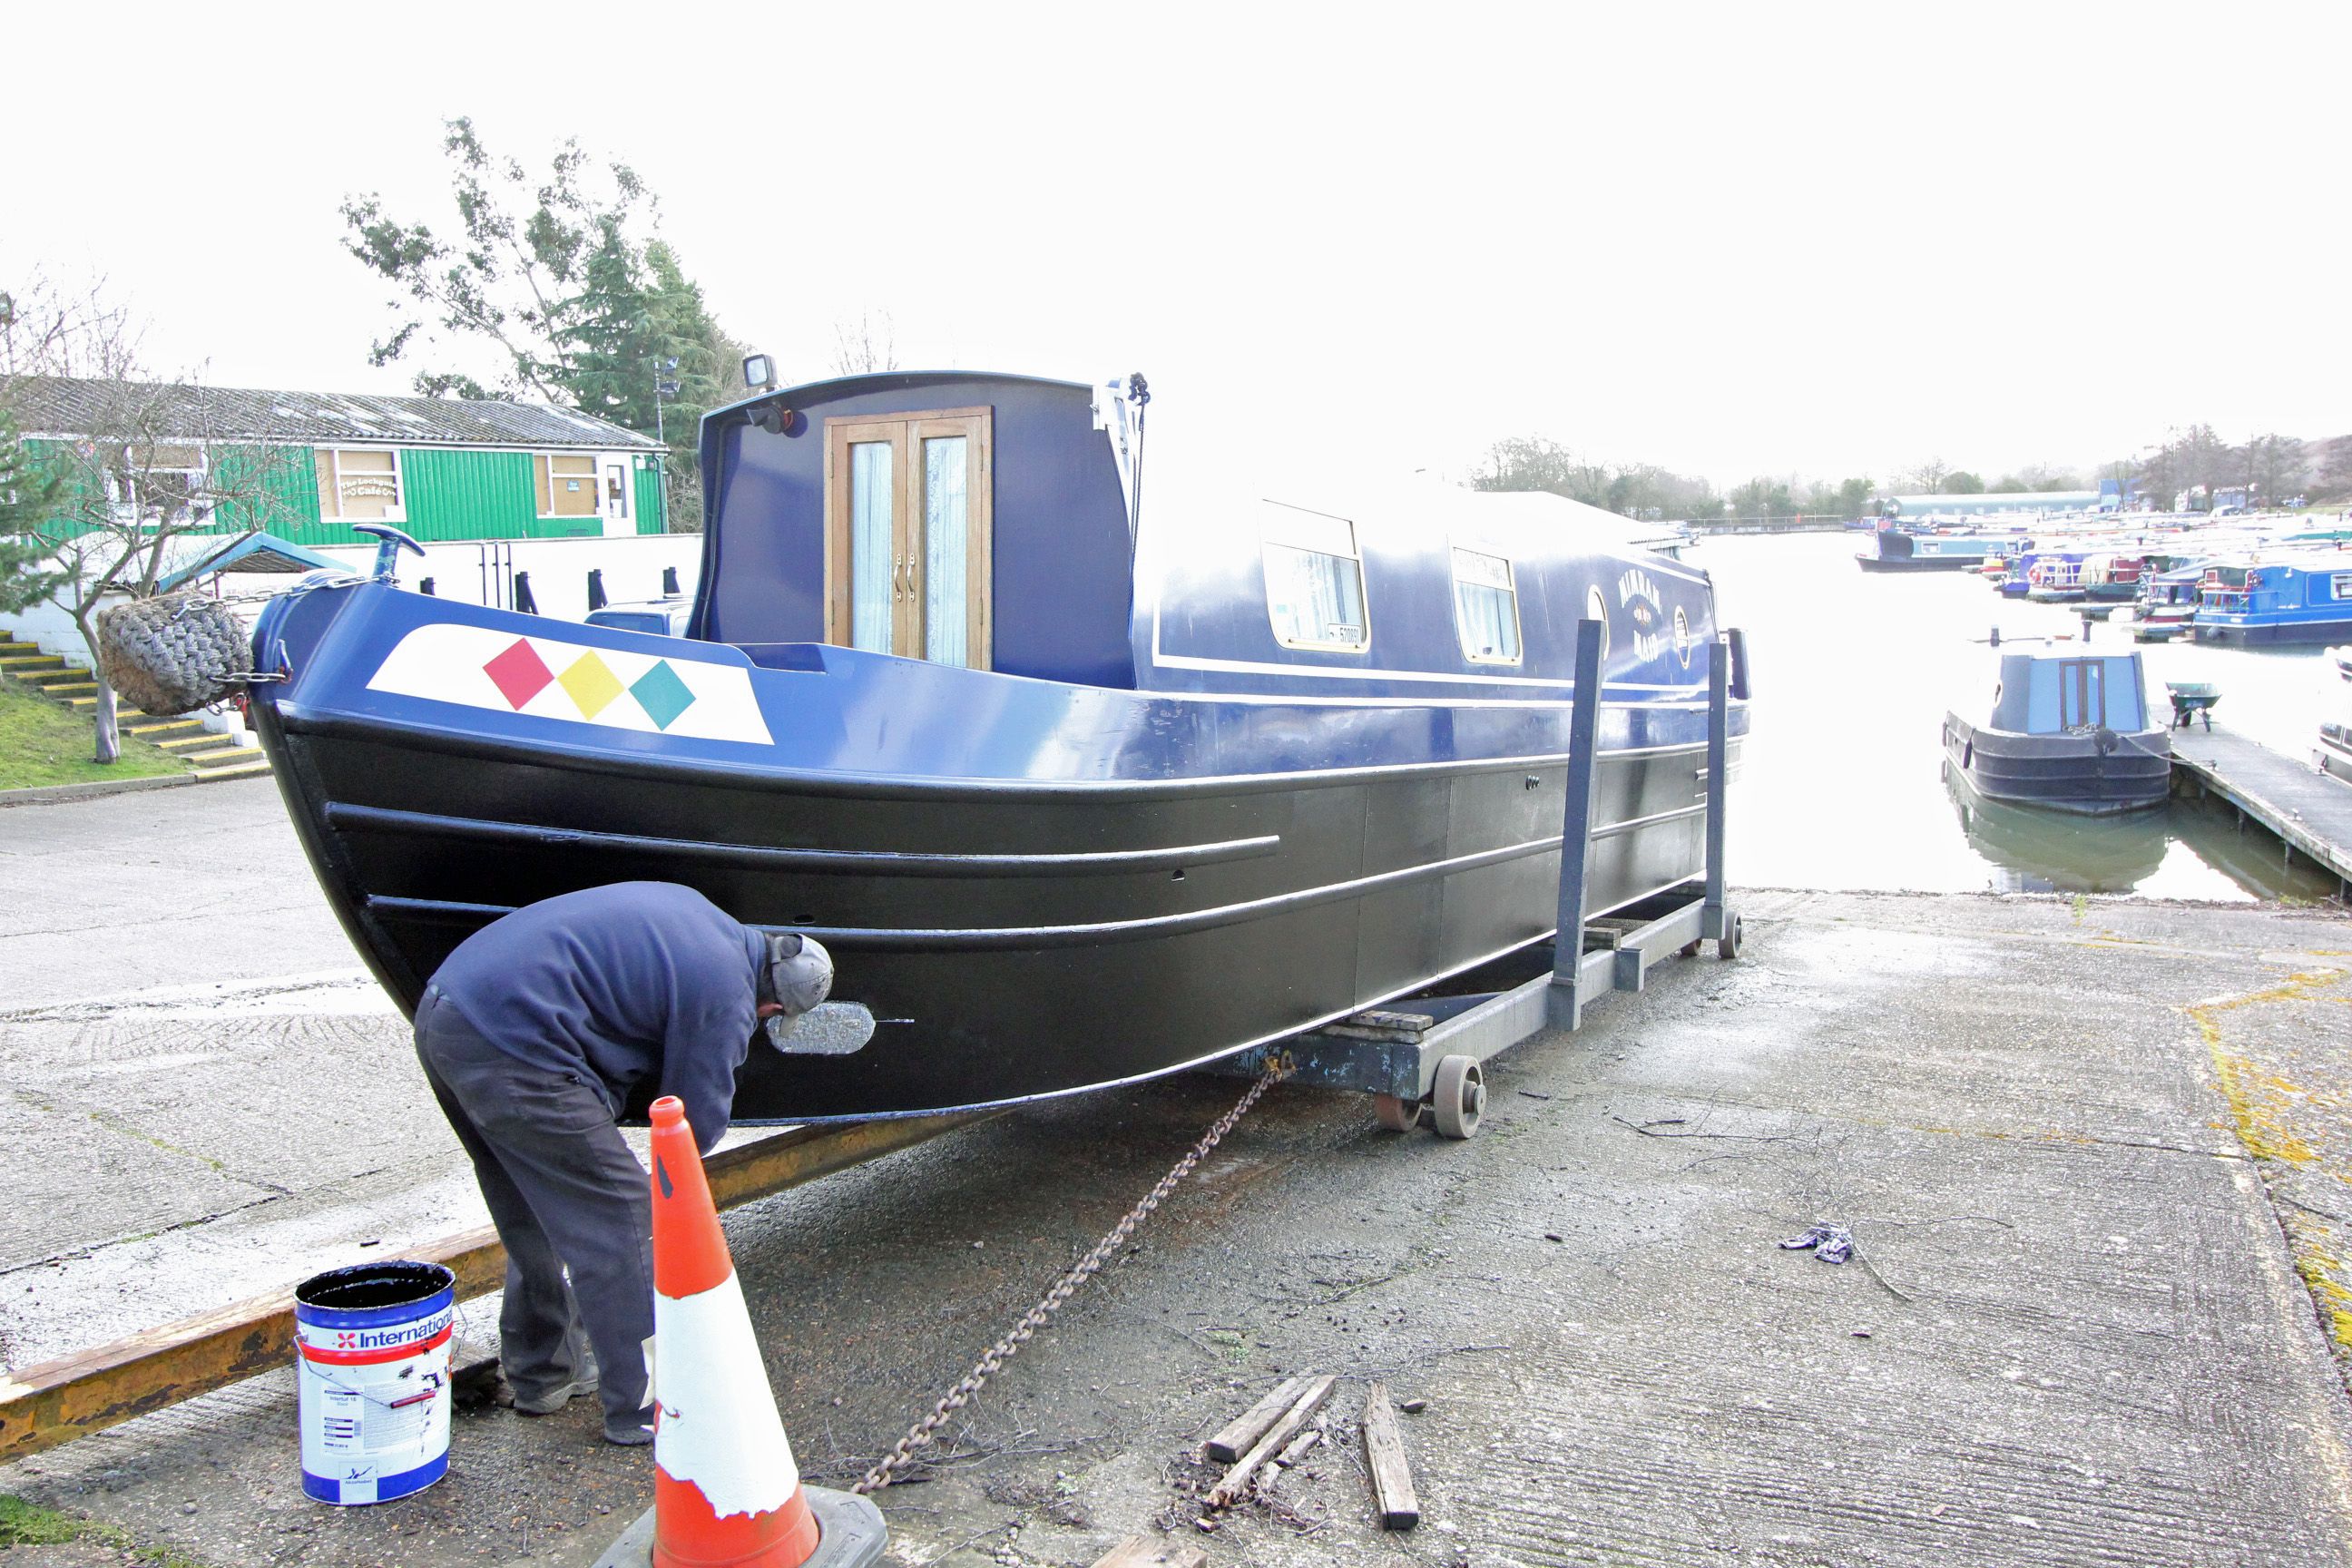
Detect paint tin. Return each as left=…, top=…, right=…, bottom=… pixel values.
left=293, top=1261, right=456, bottom=1504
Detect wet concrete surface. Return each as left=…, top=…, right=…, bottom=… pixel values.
left=8, top=880, right=2352, bottom=1566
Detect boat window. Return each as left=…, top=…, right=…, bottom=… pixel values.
left=1261, top=505, right=1368, bottom=651
left=849, top=440, right=894, bottom=652
left=1450, top=547, right=1522, bottom=663
left=2059, top=659, right=2105, bottom=728
left=2336, top=573, right=2352, bottom=602
left=824, top=408, right=994, bottom=669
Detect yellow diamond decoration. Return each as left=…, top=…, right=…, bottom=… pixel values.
left=557, top=651, right=627, bottom=719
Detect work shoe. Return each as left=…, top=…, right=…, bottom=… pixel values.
left=511, top=1353, right=600, bottom=1416
left=603, top=1418, right=653, bottom=1446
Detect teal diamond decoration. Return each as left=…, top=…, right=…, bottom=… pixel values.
left=629, top=661, right=698, bottom=730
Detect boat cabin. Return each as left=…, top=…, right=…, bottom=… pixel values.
left=692, top=369, right=1719, bottom=698
left=2198, top=559, right=2352, bottom=617
left=1987, top=651, right=2150, bottom=735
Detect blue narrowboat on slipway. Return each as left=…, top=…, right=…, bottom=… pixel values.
left=2190, top=553, right=2352, bottom=645
left=249, top=370, right=1749, bottom=1122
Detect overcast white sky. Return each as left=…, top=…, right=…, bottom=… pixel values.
left=6, top=3, right=2346, bottom=492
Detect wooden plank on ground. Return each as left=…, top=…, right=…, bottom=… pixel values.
left=1088, top=1536, right=1207, bottom=1568
left=1361, top=1381, right=1420, bottom=1529
left=0, top=1110, right=995, bottom=1464
left=1205, top=1374, right=1310, bottom=1463
left=1209, top=1375, right=1335, bottom=1506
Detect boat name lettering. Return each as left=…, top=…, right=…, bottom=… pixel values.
left=1618, top=570, right=1665, bottom=662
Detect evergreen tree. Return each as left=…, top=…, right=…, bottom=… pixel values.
left=344, top=120, right=745, bottom=531
left=0, top=415, right=69, bottom=613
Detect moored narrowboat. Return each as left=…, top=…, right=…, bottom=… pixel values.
left=249, top=369, right=1749, bottom=1123
left=2190, top=554, right=2352, bottom=645
left=1857, top=526, right=2034, bottom=573
left=2322, top=645, right=2352, bottom=785
left=1942, top=646, right=2170, bottom=815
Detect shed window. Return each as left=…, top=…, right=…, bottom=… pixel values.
left=314, top=448, right=403, bottom=521
left=1262, top=505, right=1367, bottom=651
left=1451, top=547, right=1522, bottom=662
left=535, top=454, right=601, bottom=518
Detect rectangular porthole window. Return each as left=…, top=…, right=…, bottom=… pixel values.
left=2336, top=573, right=2352, bottom=601
left=1450, top=546, right=1522, bottom=663
left=1262, top=504, right=1368, bottom=651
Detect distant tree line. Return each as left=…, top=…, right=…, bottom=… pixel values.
left=1895, top=426, right=2352, bottom=509
left=1477, top=419, right=2352, bottom=525
left=1472, top=437, right=1880, bottom=522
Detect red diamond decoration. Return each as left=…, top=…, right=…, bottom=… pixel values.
left=483, top=638, right=555, bottom=709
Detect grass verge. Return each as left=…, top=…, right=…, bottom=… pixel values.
left=0, top=1494, right=214, bottom=1568
left=0, top=678, right=185, bottom=791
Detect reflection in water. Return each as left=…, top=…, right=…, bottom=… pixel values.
left=1943, top=761, right=2341, bottom=901
left=1944, top=763, right=2163, bottom=893
left=1694, top=533, right=2343, bottom=901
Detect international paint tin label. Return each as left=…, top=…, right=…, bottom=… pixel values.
left=293, top=1263, right=456, bottom=1505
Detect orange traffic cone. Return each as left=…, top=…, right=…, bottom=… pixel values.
left=648, top=1096, right=820, bottom=1568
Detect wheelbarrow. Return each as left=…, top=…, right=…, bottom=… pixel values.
left=2165, top=681, right=2221, bottom=730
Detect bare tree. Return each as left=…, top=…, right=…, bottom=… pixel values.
left=829, top=310, right=899, bottom=377
left=2237, top=432, right=2306, bottom=505
left=0, top=278, right=309, bottom=762
left=1896, top=457, right=1951, bottom=494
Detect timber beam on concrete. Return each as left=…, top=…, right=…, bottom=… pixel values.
left=0, top=1110, right=995, bottom=1465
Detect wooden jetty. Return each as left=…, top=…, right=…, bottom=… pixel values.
left=2170, top=723, right=2352, bottom=899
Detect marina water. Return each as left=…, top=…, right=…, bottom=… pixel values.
left=1690, top=532, right=2344, bottom=900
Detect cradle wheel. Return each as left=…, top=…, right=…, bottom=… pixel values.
left=1718, top=914, right=1743, bottom=962
left=1431, top=1055, right=1485, bottom=1141
left=1372, top=1093, right=1419, bottom=1132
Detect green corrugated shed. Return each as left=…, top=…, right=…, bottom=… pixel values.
left=22, top=443, right=660, bottom=545
left=634, top=465, right=668, bottom=534
left=400, top=447, right=538, bottom=541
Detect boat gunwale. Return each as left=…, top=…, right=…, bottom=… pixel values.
left=274, top=709, right=1733, bottom=804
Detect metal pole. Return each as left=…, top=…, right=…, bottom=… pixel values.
left=1547, top=618, right=1606, bottom=1031
left=1703, top=635, right=1731, bottom=940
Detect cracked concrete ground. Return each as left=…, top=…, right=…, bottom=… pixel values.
left=6, top=788, right=2352, bottom=1565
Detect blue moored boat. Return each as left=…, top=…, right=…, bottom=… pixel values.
left=249, top=369, right=1749, bottom=1122
left=2190, top=554, right=2352, bottom=645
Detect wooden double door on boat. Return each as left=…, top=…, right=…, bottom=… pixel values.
left=823, top=407, right=994, bottom=668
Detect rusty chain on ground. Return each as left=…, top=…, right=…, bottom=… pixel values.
left=852, top=1060, right=1293, bottom=1495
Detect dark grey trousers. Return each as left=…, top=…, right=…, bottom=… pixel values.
left=414, top=988, right=652, bottom=1432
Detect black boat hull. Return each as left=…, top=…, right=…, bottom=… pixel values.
left=259, top=704, right=1730, bottom=1122
left=1942, top=712, right=2171, bottom=816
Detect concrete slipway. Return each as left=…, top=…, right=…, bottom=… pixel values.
left=5, top=781, right=2352, bottom=1567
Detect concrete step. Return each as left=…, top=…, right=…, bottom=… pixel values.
left=124, top=720, right=203, bottom=737
left=156, top=732, right=225, bottom=750
left=192, top=760, right=273, bottom=782
left=34, top=681, right=99, bottom=697
left=0, top=656, right=69, bottom=673
left=184, top=748, right=264, bottom=767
